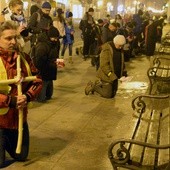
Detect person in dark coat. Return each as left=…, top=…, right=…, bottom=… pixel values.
left=132, top=9, right=144, bottom=55
left=27, top=1, right=53, bottom=47
left=90, top=19, right=104, bottom=69
left=145, top=19, right=158, bottom=56
left=101, top=22, right=118, bottom=44
left=80, top=8, right=96, bottom=60
left=85, top=35, right=126, bottom=98
left=145, top=17, right=165, bottom=56
left=122, top=22, right=135, bottom=61
left=35, top=26, right=60, bottom=102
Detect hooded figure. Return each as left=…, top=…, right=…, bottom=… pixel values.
left=34, top=26, right=60, bottom=102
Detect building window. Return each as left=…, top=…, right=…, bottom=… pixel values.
left=72, top=4, right=83, bottom=18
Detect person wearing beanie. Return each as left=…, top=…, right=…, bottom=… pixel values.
left=67, top=12, right=73, bottom=18
left=33, top=26, right=60, bottom=102
left=48, top=26, right=60, bottom=38
left=85, top=35, right=127, bottom=98
left=41, top=2, right=51, bottom=9
left=27, top=1, right=53, bottom=47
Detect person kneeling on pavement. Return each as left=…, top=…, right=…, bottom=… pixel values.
left=34, top=26, right=60, bottom=103
left=85, top=35, right=127, bottom=98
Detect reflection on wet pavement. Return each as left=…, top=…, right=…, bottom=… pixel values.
left=117, top=80, right=148, bottom=98
left=119, top=81, right=148, bottom=90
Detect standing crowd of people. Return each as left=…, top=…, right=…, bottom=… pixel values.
left=0, top=0, right=167, bottom=167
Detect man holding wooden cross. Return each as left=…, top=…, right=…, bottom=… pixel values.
left=0, top=21, right=42, bottom=168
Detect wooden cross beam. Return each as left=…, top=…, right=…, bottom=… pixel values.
left=0, top=55, right=36, bottom=154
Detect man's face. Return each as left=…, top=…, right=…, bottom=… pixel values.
left=11, top=4, right=23, bottom=15
left=115, top=44, right=123, bottom=49
left=98, top=22, right=104, bottom=27
left=0, top=29, right=17, bottom=50
left=109, top=24, right=117, bottom=32
left=42, top=8, right=51, bottom=15
left=88, top=11, right=94, bottom=16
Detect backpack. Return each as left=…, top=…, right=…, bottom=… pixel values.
left=29, top=12, right=41, bottom=46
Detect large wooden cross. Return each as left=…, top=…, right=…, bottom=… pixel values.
left=0, top=54, right=36, bottom=154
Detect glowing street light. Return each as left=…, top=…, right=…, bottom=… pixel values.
left=117, top=4, right=124, bottom=13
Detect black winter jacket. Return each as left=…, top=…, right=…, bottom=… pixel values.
left=35, top=32, right=59, bottom=80
left=27, top=9, right=53, bottom=34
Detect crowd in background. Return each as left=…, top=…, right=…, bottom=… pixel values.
left=79, top=6, right=167, bottom=98
left=79, top=8, right=167, bottom=66
left=0, top=0, right=168, bottom=101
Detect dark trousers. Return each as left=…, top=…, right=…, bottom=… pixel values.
left=61, top=44, right=73, bottom=56
left=0, top=122, right=29, bottom=167
left=94, top=79, right=118, bottom=98
left=83, top=34, right=94, bottom=56
left=37, top=80, right=53, bottom=102
left=124, top=50, right=131, bottom=62
left=145, top=41, right=156, bottom=56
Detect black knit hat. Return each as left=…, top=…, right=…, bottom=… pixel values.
left=57, top=8, right=64, bottom=15
left=68, top=12, right=73, bottom=18
left=88, top=8, right=94, bottom=12
left=42, top=2, right=51, bottom=9
left=98, top=19, right=103, bottom=24
left=48, top=26, right=59, bottom=38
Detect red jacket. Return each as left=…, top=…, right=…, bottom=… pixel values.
left=0, top=50, right=42, bottom=129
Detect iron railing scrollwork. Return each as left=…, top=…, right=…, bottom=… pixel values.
left=108, top=141, right=130, bottom=165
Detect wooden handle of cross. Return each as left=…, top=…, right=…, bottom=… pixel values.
left=15, top=55, right=36, bottom=154
left=15, top=54, right=37, bottom=153
left=16, top=54, right=23, bottom=154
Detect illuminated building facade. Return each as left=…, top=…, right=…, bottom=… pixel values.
left=0, top=0, right=169, bottom=20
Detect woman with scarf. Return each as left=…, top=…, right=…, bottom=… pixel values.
left=1, top=0, right=29, bottom=49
